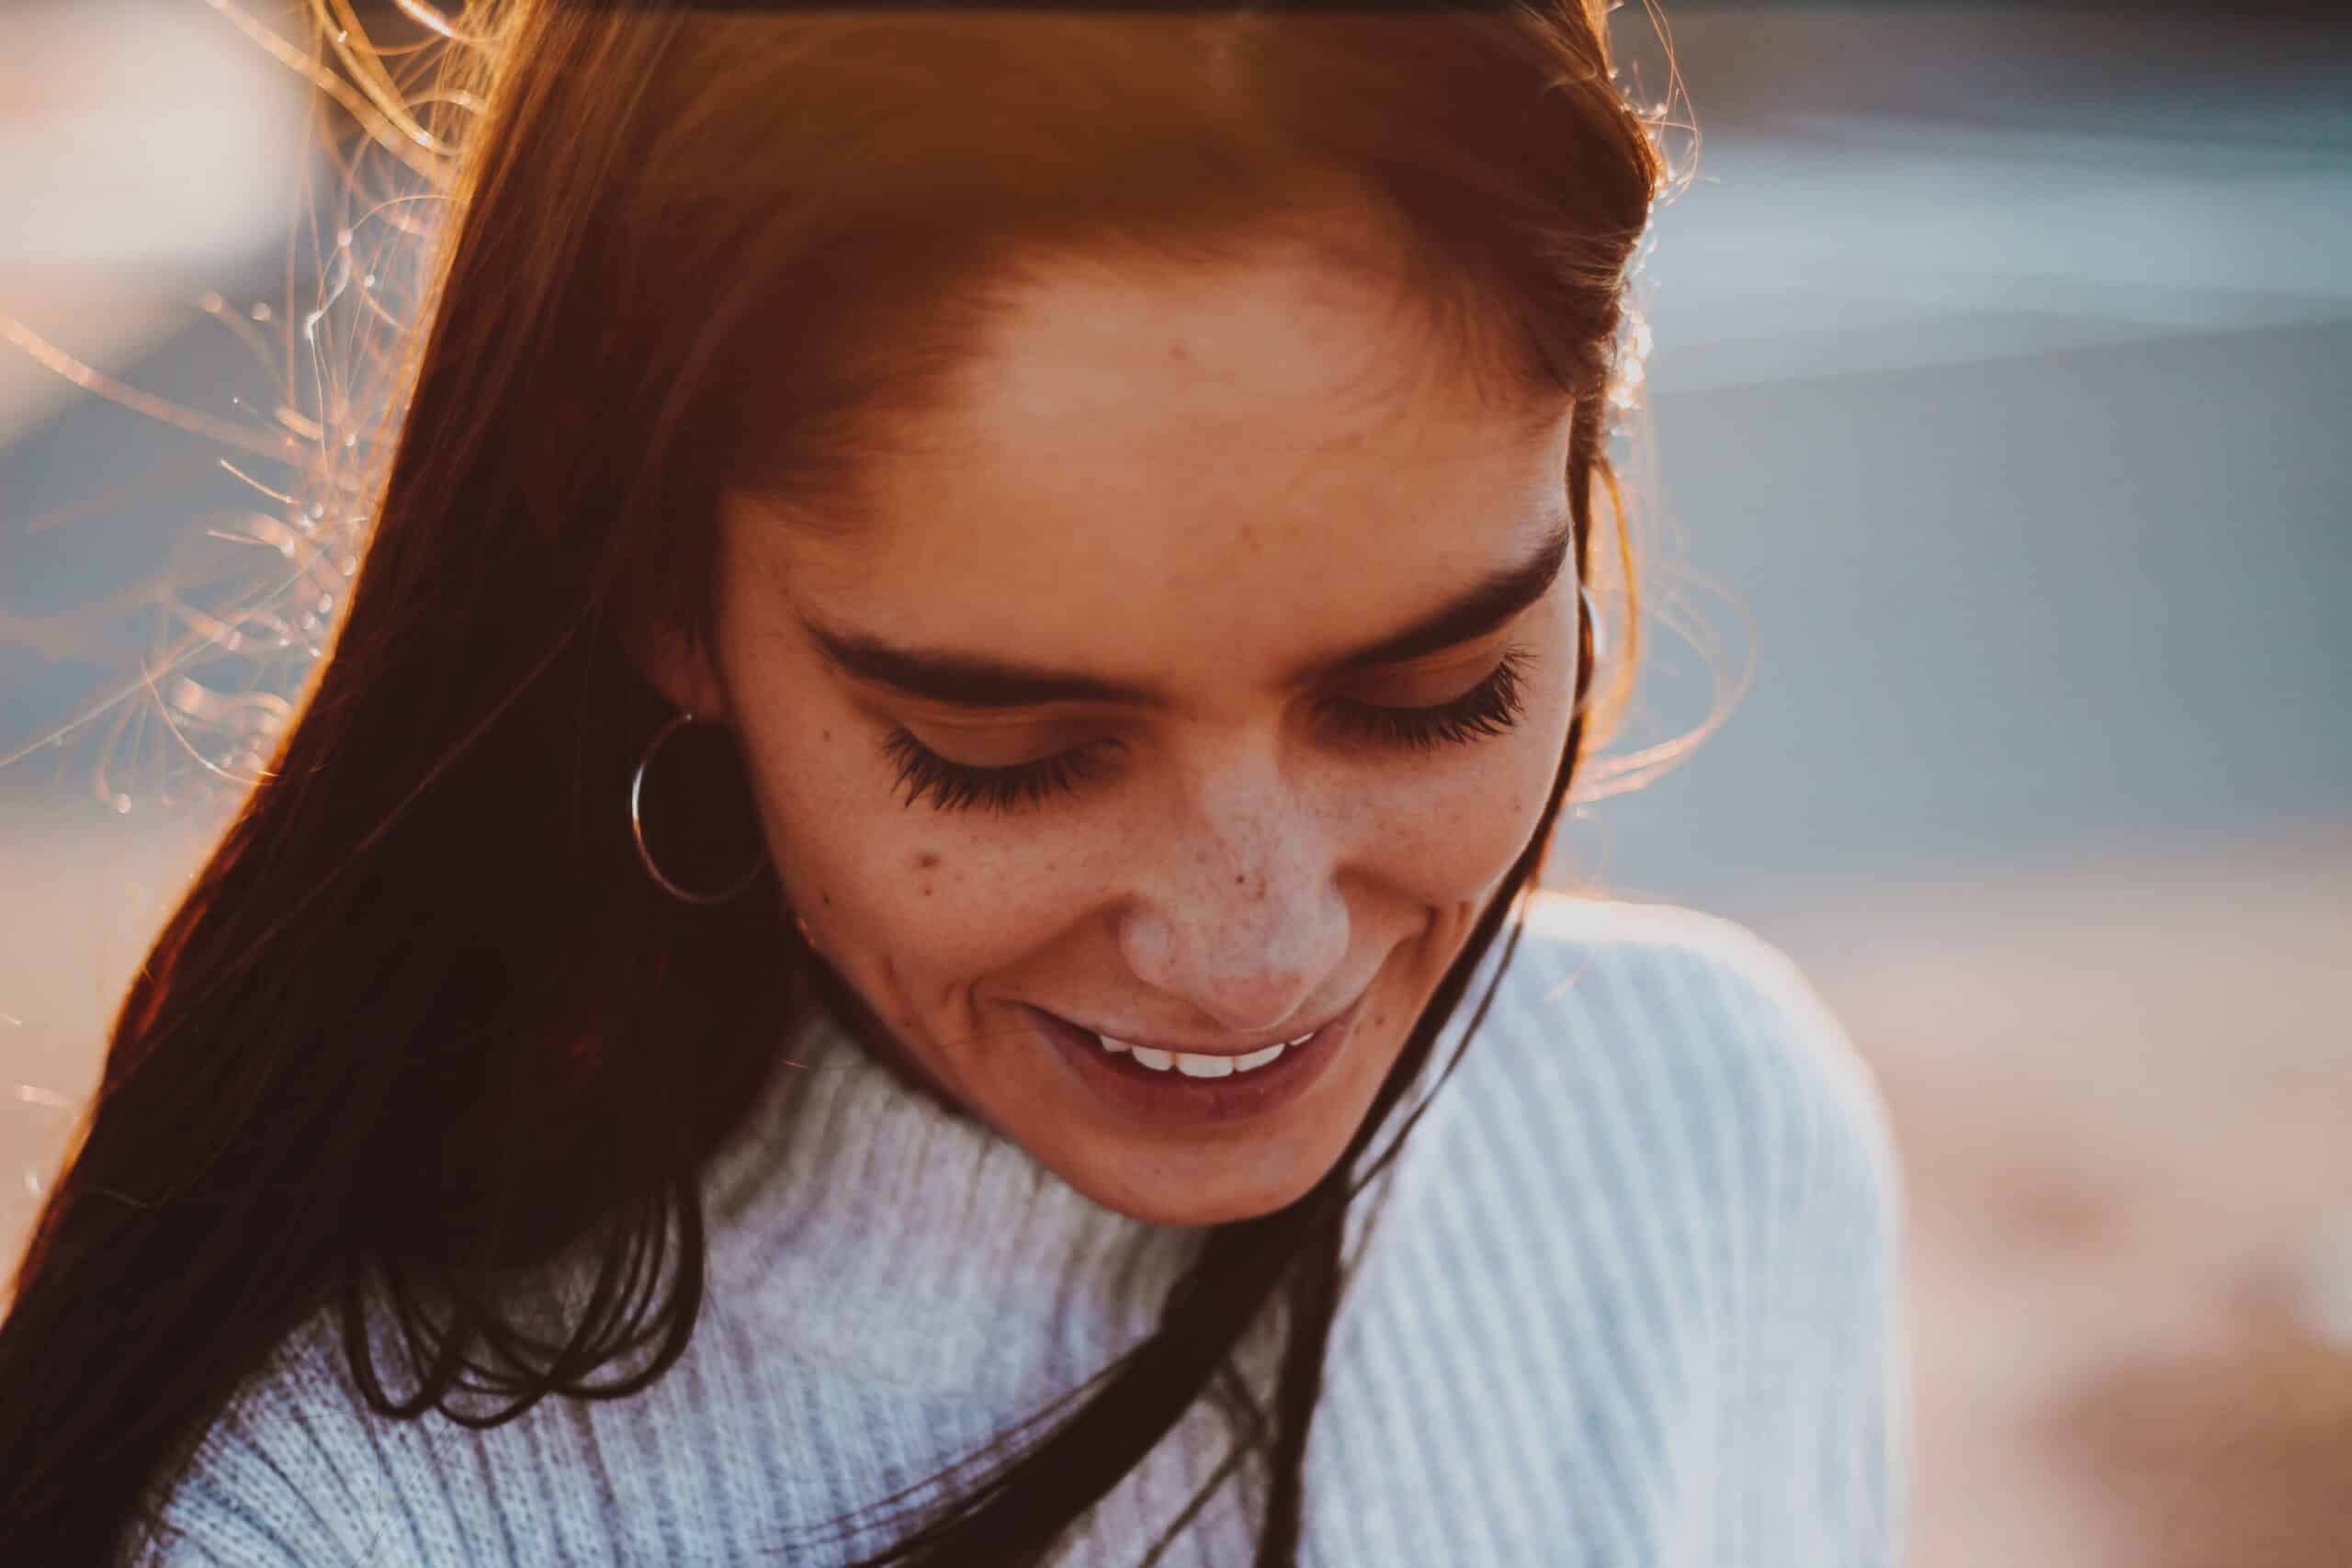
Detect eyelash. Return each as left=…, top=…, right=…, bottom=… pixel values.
left=880, top=644, right=1536, bottom=817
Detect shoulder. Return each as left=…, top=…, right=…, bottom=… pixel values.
left=1461, top=894, right=1911, bottom=1557
left=1472, top=891, right=1904, bottom=1299
left=119, top=1311, right=410, bottom=1567
left=118, top=1279, right=856, bottom=1567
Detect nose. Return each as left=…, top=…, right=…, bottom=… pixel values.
left=1114, top=751, right=1350, bottom=1036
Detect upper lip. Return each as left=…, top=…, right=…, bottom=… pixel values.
left=1033, top=993, right=1360, bottom=1058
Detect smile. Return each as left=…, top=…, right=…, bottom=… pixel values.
left=1025, top=992, right=1366, bottom=1125
left=1093, top=1029, right=1312, bottom=1077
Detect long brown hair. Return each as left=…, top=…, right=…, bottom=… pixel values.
left=0, top=4, right=1668, bottom=1562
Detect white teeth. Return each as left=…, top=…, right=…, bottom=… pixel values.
left=1096, top=1033, right=1292, bottom=1077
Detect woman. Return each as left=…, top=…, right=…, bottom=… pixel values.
left=0, top=3, right=1907, bottom=1563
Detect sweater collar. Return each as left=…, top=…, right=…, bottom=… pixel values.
left=699, top=989, right=1212, bottom=1402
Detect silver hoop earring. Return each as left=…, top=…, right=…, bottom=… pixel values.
left=629, top=712, right=768, bottom=906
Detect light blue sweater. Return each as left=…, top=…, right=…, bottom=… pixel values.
left=123, top=894, right=1909, bottom=1565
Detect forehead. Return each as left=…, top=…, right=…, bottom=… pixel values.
left=747, top=244, right=1575, bottom=685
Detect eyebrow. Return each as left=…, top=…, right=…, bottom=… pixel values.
left=799, top=514, right=1574, bottom=713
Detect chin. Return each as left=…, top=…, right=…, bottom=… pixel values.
left=1081, top=1157, right=1335, bottom=1229
left=1102, top=1190, right=1303, bottom=1230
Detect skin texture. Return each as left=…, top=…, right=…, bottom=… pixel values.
left=651, top=233, right=1581, bottom=1226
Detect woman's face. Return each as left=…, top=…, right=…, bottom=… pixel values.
left=687, top=239, right=1581, bottom=1227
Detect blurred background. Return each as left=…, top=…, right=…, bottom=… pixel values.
left=3, top=2, right=2346, bottom=1562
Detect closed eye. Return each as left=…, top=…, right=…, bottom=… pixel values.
left=879, top=644, right=1535, bottom=817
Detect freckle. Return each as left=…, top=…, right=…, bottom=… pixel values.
left=915, top=852, right=940, bottom=871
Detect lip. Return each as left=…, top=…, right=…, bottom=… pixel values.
left=1029, top=990, right=1364, bottom=1129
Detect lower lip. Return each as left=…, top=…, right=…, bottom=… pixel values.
left=1030, top=996, right=1362, bottom=1129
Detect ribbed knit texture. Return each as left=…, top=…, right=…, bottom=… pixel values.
left=119, top=894, right=1909, bottom=1566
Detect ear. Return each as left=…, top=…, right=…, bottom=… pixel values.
left=632, top=608, right=731, bottom=723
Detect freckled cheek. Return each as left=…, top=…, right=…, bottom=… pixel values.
left=735, top=742, right=893, bottom=953
left=755, top=791, right=1060, bottom=992
left=1365, top=734, right=1559, bottom=900
left=729, top=716, right=1065, bottom=985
